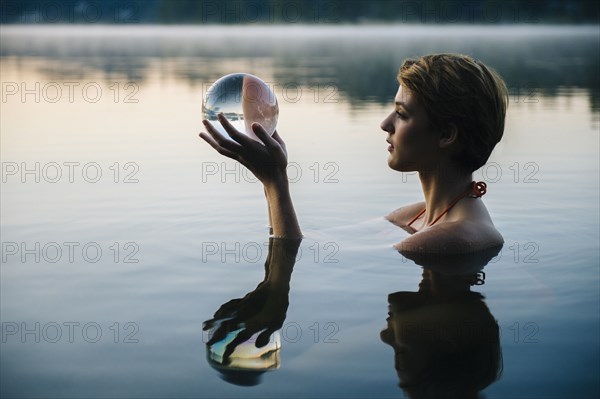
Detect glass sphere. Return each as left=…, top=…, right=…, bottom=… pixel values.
left=202, top=73, right=278, bottom=142
left=207, top=328, right=281, bottom=370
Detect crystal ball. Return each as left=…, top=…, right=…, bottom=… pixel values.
left=207, top=328, right=281, bottom=370
left=202, top=73, right=278, bottom=142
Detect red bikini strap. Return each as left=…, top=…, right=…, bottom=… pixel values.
left=407, top=208, right=426, bottom=227
left=406, top=181, right=487, bottom=228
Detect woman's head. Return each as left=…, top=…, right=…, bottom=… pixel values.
left=381, top=53, right=508, bottom=173
left=381, top=287, right=503, bottom=399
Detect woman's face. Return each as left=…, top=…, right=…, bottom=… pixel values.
left=380, top=85, right=438, bottom=172
left=380, top=306, right=433, bottom=383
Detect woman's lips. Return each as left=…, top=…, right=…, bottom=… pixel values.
left=387, top=140, right=394, bottom=152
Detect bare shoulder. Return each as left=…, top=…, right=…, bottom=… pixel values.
left=385, top=202, right=426, bottom=229
left=395, top=220, right=504, bottom=254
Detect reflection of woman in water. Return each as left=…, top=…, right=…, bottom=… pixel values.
left=200, top=53, right=508, bottom=252
left=203, top=237, right=301, bottom=386
left=381, top=247, right=503, bottom=399
left=381, top=271, right=502, bottom=399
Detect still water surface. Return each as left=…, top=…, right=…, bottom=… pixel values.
left=1, top=25, right=598, bottom=398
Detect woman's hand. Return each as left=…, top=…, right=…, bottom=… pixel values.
left=199, top=113, right=301, bottom=238
left=202, top=281, right=289, bottom=364
left=199, top=113, right=288, bottom=188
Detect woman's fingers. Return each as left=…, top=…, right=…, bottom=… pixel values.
left=202, top=319, right=216, bottom=331
left=205, top=115, right=283, bottom=158
left=252, top=123, right=280, bottom=152
left=213, top=298, right=244, bottom=318
left=200, top=131, right=254, bottom=173
left=271, top=130, right=287, bottom=154
left=202, top=120, right=242, bottom=150
left=255, top=328, right=276, bottom=348
left=223, top=328, right=255, bottom=364
left=200, top=116, right=289, bottom=185
left=217, top=113, right=254, bottom=147
left=201, top=119, right=247, bottom=158
left=271, top=130, right=284, bottom=146
left=199, top=132, right=239, bottom=160
left=206, top=324, right=230, bottom=346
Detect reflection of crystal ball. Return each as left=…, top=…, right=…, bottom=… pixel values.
left=202, top=73, right=278, bottom=142
left=207, top=328, right=281, bottom=370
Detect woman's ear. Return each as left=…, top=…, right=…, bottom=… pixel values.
left=438, top=123, right=458, bottom=148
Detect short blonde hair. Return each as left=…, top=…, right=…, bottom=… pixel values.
left=398, top=54, right=508, bottom=172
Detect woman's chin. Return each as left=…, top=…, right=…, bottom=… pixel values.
left=387, top=158, right=409, bottom=172
left=387, top=155, right=399, bottom=170
left=388, top=164, right=402, bottom=172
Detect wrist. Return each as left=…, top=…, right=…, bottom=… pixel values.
left=264, top=173, right=290, bottom=196
left=263, top=177, right=302, bottom=239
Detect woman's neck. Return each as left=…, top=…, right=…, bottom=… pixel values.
left=418, top=167, right=473, bottom=226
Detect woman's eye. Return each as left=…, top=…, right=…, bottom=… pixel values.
left=396, top=111, right=406, bottom=119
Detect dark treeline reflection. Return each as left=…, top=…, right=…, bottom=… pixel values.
left=2, top=26, right=598, bottom=112
left=382, top=246, right=504, bottom=399
left=3, top=0, right=598, bottom=24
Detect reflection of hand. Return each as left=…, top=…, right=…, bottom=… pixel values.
left=199, top=113, right=288, bottom=188
left=203, top=237, right=300, bottom=365
left=203, top=281, right=289, bottom=364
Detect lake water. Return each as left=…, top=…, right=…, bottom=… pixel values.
left=1, top=25, right=598, bottom=398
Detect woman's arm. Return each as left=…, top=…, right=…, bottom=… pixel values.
left=263, top=176, right=301, bottom=238
left=199, top=113, right=302, bottom=238
left=203, top=236, right=302, bottom=362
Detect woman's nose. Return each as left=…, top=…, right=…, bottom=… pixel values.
left=380, top=113, right=393, bottom=134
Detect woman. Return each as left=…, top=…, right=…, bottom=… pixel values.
left=199, top=53, right=508, bottom=253
left=382, top=54, right=508, bottom=253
